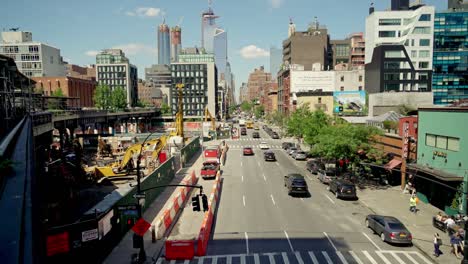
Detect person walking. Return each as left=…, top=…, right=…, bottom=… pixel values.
left=433, top=233, right=443, bottom=257
left=409, top=194, right=417, bottom=213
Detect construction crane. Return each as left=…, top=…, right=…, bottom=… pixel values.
left=170, top=83, right=185, bottom=138
left=204, top=106, right=217, bottom=139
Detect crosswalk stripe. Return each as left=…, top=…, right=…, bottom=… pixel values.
left=363, top=251, right=378, bottom=264
left=226, top=256, right=232, bottom=264
left=156, top=258, right=164, bottom=264
left=336, top=251, right=349, bottom=264
left=170, top=260, right=176, bottom=264
left=321, top=251, right=333, bottom=264
left=404, top=252, right=419, bottom=264
left=254, top=254, right=260, bottom=264
left=198, top=257, right=204, bottom=264
left=266, top=253, right=276, bottom=264
left=375, top=251, right=392, bottom=264
left=349, top=251, right=364, bottom=264
left=411, top=252, right=433, bottom=264
left=240, top=255, right=246, bottom=264
left=281, top=252, right=290, bottom=264
left=295, top=251, right=305, bottom=264
left=184, top=260, right=190, bottom=264
left=308, top=251, right=319, bottom=264
left=390, top=251, right=406, bottom=264
left=212, top=256, right=218, bottom=264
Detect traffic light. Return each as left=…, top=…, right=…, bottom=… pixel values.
left=338, top=106, right=344, bottom=112
left=126, top=218, right=134, bottom=228
left=201, top=194, right=209, bottom=212
left=192, top=195, right=201, bottom=212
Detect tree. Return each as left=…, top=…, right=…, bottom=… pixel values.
left=161, top=103, right=171, bottom=115
left=240, top=101, right=253, bottom=112
left=111, top=87, right=127, bottom=111
left=93, top=84, right=112, bottom=110
left=49, top=88, right=65, bottom=109
left=254, top=105, right=264, bottom=119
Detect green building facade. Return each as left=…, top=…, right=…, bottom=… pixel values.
left=412, top=107, right=468, bottom=214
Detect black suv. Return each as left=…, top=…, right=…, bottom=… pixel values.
left=241, top=127, right=247, bottom=135
left=271, top=132, right=280, bottom=139
left=252, top=131, right=260, bottom=138
left=264, top=151, right=276, bottom=161
left=284, top=173, right=309, bottom=196
left=327, top=179, right=357, bottom=199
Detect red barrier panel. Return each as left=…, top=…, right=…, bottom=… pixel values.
left=165, top=239, right=195, bottom=260
left=163, top=210, right=172, bottom=229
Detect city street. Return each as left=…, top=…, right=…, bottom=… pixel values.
left=157, top=126, right=434, bottom=264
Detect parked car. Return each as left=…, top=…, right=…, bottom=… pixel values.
left=282, top=142, right=294, bottom=150
left=264, top=150, right=276, bottom=161
left=252, top=131, right=260, bottom=138
left=287, top=147, right=298, bottom=155
left=306, top=159, right=321, bottom=174
left=259, top=142, right=269, bottom=149
left=271, top=132, right=280, bottom=139
left=318, top=169, right=337, bottom=184
left=365, top=215, right=413, bottom=244
left=241, top=128, right=247, bottom=135
left=294, top=151, right=307, bottom=160
left=284, top=173, right=309, bottom=196
left=327, top=179, right=357, bottom=199
left=243, top=147, right=254, bottom=156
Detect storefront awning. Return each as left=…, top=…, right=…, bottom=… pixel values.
left=407, top=163, right=463, bottom=182
left=384, top=158, right=402, bottom=170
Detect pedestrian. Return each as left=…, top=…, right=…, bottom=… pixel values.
left=433, top=233, right=443, bottom=257
left=450, top=232, right=463, bottom=259
left=409, top=194, right=417, bottom=213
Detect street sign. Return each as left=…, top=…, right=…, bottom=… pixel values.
left=132, top=218, right=151, bottom=237
left=117, top=205, right=138, bottom=211
left=133, top=193, right=146, bottom=199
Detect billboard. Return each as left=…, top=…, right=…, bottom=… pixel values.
left=290, top=71, right=335, bottom=93
left=333, top=91, right=367, bottom=114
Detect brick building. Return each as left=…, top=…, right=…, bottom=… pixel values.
left=246, top=66, right=271, bottom=102
left=137, top=80, right=163, bottom=107
left=65, top=63, right=96, bottom=81
left=32, top=76, right=96, bottom=107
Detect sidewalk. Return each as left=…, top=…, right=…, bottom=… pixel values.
left=103, top=150, right=205, bottom=264
left=358, top=186, right=460, bottom=264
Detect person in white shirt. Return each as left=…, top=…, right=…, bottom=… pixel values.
left=444, top=217, right=456, bottom=228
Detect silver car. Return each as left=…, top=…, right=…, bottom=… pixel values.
left=294, top=151, right=307, bottom=160
left=287, top=147, right=298, bottom=155
left=365, top=215, right=413, bottom=244
left=318, top=169, right=336, bottom=184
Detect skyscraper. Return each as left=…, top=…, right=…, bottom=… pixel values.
left=269, top=47, right=282, bottom=79
left=201, top=7, right=218, bottom=53
left=201, top=5, right=227, bottom=79
left=158, top=21, right=170, bottom=65
left=213, top=28, right=227, bottom=78
left=171, top=26, right=181, bottom=63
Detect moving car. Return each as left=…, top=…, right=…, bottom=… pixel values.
left=241, top=127, right=247, bottom=135
left=254, top=125, right=259, bottom=130
left=293, top=151, right=307, bottom=160
left=243, top=147, right=254, bottom=156
left=284, top=173, right=309, bottom=196
left=263, top=150, right=276, bottom=161
left=200, top=161, right=220, bottom=180
left=252, top=132, right=260, bottom=138
left=365, top=215, right=413, bottom=244
left=287, top=147, right=298, bottom=155
left=318, top=169, right=337, bottom=184
left=271, top=132, right=280, bottom=139
left=327, top=179, right=357, bottom=199
left=259, top=142, right=269, bottom=149
left=282, top=142, right=294, bottom=150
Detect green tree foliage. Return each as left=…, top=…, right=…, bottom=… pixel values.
left=49, top=88, right=65, bottom=109
left=254, top=105, right=265, bottom=119
left=240, top=101, right=253, bottom=112
left=286, top=106, right=330, bottom=143
left=93, top=84, right=112, bottom=110
left=161, top=103, right=171, bottom=115
left=111, top=87, right=127, bottom=111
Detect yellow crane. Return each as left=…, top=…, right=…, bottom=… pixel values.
left=204, top=106, right=216, bottom=131
left=170, top=83, right=184, bottom=138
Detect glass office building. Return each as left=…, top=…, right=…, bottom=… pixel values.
left=433, top=11, right=468, bottom=105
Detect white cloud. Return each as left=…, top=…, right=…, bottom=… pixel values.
left=126, top=7, right=162, bottom=17
left=269, top=0, right=283, bottom=8
left=85, top=50, right=99, bottom=57
left=112, top=43, right=157, bottom=56
left=239, top=45, right=270, bottom=59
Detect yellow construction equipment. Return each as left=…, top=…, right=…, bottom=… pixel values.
left=170, top=83, right=184, bottom=138
left=204, top=107, right=216, bottom=131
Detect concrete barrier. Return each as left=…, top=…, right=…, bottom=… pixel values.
left=153, top=171, right=198, bottom=240
left=165, top=239, right=195, bottom=260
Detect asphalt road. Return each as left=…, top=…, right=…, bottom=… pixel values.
left=157, top=124, right=434, bottom=264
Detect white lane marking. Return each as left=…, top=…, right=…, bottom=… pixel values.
left=404, top=253, right=418, bottom=264
left=390, top=252, right=406, bottom=264
left=300, top=198, right=304, bottom=202
left=263, top=173, right=266, bottom=181
left=323, top=232, right=338, bottom=251
left=156, top=258, right=163, bottom=264
left=241, top=161, right=243, bottom=166
left=362, top=251, right=378, bottom=264
left=257, top=161, right=261, bottom=167
left=184, top=260, right=190, bottom=264
left=243, top=195, right=246, bottom=207
left=375, top=251, right=392, bottom=264
left=240, top=255, right=246, bottom=264
left=284, top=231, right=294, bottom=252
left=275, top=162, right=280, bottom=166
left=253, top=253, right=260, bottom=264
left=170, top=260, right=176, bottom=264
left=411, top=252, right=433, bottom=264
left=271, top=194, right=276, bottom=206
left=266, top=253, right=276, bottom=264
left=211, top=256, right=218, bottom=264
left=241, top=175, right=244, bottom=182
left=362, top=232, right=382, bottom=251
left=308, top=251, right=319, bottom=264
left=281, top=252, right=290, bottom=264
left=321, top=251, right=333, bottom=264
left=336, top=251, right=349, bottom=264
left=197, top=257, right=205, bottom=264
left=349, top=251, right=364, bottom=264
left=227, top=255, right=232, bottom=264
left=324, top=194, right=336, bottom=204
left=244, top=232, right=249, bottom=255
left=295, top=251, right=305, bottom=264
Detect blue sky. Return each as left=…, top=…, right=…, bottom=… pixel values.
left=2, top=0, right=446, bottom=97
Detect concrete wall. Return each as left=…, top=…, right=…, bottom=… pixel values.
left=335, top=69, right=365, bottom=91
left=296, top=95, right=334, bottom=116
left=369, top=92, right=433, bottom=116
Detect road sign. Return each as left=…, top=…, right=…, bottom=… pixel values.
left=132, top=218, right=151, bottom=237
left=133, top=193, right=146, bottom=199
left=117, top=204, right=138, bottom=211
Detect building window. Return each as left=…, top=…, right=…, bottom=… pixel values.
left=340, top=86, right=344, bottom=91
left=384, top=73, right=400, bottom=81
left=384, top=62, right=400, bottom=69
left=418, top=62, right=429, bottom=69
left=419, top=14, right=431, bottom=21
left=358, top=86, right=362, bottom=91
left=358, top=75, right=363, bottom=82
left=426, top=134, right=460, bottom=152
left=413, top=27, right=431, bottom=34
left=419, top=50, right=430, bottom=58
left=411, top=50, right=418, bottom=58
left=318, top=97, right=322, bottom=104
left=385, top=51, right=402, bottom=58
left=448, top=137, right=460, bottom=151
left=379, top=31, right=396, bottom=38
left=379, top=19, right=401, bottom=25
left=419, top=39, right=430, bottom=46
left=50, top=56, right=54, bottom=64
left=340, top=76, right=344, bottom=82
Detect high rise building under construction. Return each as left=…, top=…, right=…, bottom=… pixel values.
left=158, top=21, right=170, bottom=65
left=171, top=26, right=181, bottom=63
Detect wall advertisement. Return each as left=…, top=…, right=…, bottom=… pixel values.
left=333, top=91, right=367, bottom=114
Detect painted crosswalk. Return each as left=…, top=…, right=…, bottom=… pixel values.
left=228, top=145, right=282, bottom=149
left=156, top=250, right=433, bottom=264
